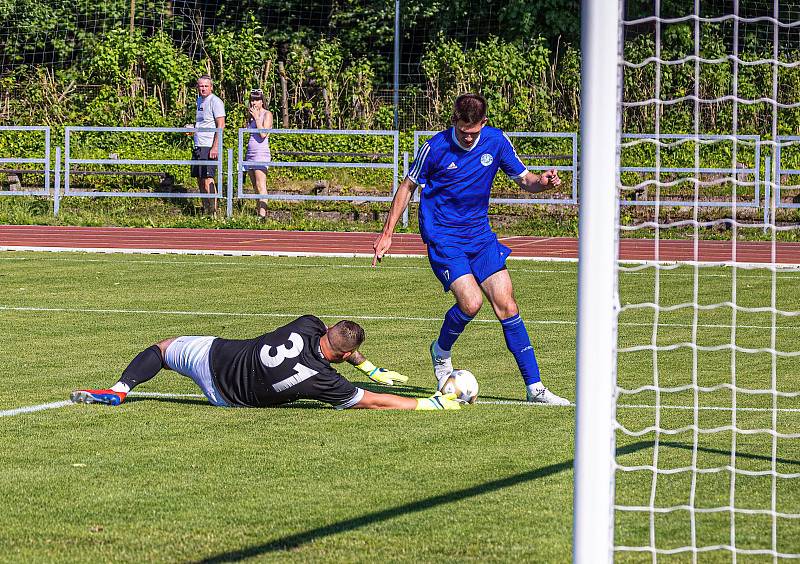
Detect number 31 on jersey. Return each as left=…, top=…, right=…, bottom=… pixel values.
left=259, top=332, right=319, bottom=392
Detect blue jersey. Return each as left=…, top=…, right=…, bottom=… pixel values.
left=408, top=126, right=527, bottom=245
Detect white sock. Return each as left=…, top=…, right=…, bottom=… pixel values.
left=433, top=340, right=451, bottom=359
left=111, top=382, right=130, bottom=394
left=526, top=381, right=545, bottom=394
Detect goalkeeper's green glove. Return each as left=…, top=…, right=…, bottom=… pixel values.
left=356, top=360, right=409, bottom=386
left=415, top=392, right=462, bottom=410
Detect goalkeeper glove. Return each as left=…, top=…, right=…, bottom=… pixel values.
left=415, top=392, right=461, bottom=410
left=356, top=360, right=409, bottom=386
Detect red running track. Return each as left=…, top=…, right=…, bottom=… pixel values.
left=1, top=225, right=800, bottom=264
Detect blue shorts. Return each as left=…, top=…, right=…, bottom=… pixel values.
left=427, top=236, right=512, bottom=292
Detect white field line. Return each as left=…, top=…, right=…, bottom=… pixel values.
left=129, top=391, right=205, bottom=399
left=0, top=245, right=574, bottom=263
left=0, top=400, right=73, bottom=417
left=0, top=392, right=569, bottom=417
left=0, top=254, right=574, bottom=274
left=122, top=391, right=577, bottom=408
left=479, top=400, right=800, bottom=413
left=0, top=305, right=508, bottom=325
left=2, top=252, right=800, bottom=277
left=617, top=403, right=800, bottom=414
left=4, top=393, right=797, bottom=417
left=1, top=304, right=799, bottom=332
left=476, top=399, right=574, bottom=407
left=0, top=246, right=394, bottom=259
left=130, top=392, right=571, bottom=407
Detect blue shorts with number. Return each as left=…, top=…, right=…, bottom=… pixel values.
left=427, top=235, right=512, bottom=292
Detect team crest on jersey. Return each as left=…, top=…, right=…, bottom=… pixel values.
left=480, top=153, right=493, bottom=166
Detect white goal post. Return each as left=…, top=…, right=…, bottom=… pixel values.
left=573, top=1, right=621, bottom=562
left=575, top=1, right=800, bottom=562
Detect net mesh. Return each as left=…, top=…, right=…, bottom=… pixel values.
left=615, top=0, right=800, bottom=559
left=0, top=0, right=578, bottom=130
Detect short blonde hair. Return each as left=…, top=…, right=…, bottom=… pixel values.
left=327, top=320, right=365, bottom=354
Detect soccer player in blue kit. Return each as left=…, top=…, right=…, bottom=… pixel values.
left=372, top=93, right=570, bottom=405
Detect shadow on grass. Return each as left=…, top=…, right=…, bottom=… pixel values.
left=478, top=393, right=531, bottom=402
left=356, top=382, right=434, bottom=396
left=194, top=441, right=654, bottom=563
left=127, top=396, right=334, bottom=410
left=657, top=440, right=800, bottom=467
left=126, top=396, right=209, bottom=407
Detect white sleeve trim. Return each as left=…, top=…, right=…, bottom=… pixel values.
left=407, top=142, right=431, bottom=183
left=336, top=387, right=365, bottom=410
left=501, top=132, right=527, bottom=178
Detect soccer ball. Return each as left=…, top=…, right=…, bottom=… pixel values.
left=440, top=369, right=479, bottom=404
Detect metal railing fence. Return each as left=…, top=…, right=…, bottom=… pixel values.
left=63, top=126, right=223, bottom=199
left=775, top=136, right=800, bottom=210
left=1, top=128, right=796, bottom=220
left=236, top=128, right=400, bottom=203
left=619, top=134, right=762, bottom=208
left=0, top=126, right=51, bottom=196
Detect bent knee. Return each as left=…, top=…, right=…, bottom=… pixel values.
left=460, top=297, right=483, bottom=318
left=155, top=338, right=174, bottom=360
left=493, top=299, right=519, bottom=320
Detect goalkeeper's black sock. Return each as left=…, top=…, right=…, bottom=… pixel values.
left=117, top=345, right=164, bottom=391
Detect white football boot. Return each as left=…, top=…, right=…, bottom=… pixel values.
left=526, top=382, right=571, bottom=406
left=430, top=340, right=453, bottom=390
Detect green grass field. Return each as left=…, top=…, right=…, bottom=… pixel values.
left=1, top=251, right=799, bottom=562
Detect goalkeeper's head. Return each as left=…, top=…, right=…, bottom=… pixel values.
left=323, top=320, right=365, bottom=363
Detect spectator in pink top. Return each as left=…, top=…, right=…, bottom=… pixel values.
left=243, top=89, right=273, bottom=219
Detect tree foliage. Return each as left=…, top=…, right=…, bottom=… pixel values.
left=2, top=0, right=799, bottom=140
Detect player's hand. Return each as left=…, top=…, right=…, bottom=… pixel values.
left=209, top=147, right=219, bottom=159
left=368, top=367, right=409, bottom=386
left=372, top=232, right=392, bottom=266
left=541, top=169, right=561, bottom=188
left=355, top=359, right=408, bottom=386
left=415, top=392, right=462, bottom=410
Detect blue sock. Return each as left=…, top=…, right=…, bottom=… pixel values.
left=501, top=314, right=541, bottom=385
left=437, top=304, right=474, bottom=352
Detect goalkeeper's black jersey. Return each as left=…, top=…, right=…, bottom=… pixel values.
left=209, top=315, right=362, bottom=408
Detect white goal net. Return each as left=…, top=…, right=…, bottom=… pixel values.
left=575, top=1, right=800, bottom=562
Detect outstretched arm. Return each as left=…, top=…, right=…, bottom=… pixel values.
left=372, top=177, right=417, bottom=266
left=352, top=389, right=461, bottom=410
left=347, top=351, right=409, bottom=386
left=514, top=169, right=561, bottom=194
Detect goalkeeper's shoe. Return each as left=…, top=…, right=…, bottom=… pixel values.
left=70, top=389, right=127, bottom=406
left=415, top=392, right=462, bottom=411
left=429, top=340, right=453, bottom=388
left=526, top=383, right=571, bottom=406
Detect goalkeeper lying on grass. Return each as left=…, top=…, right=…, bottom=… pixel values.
left=71, top=315, right=462, bottom=411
